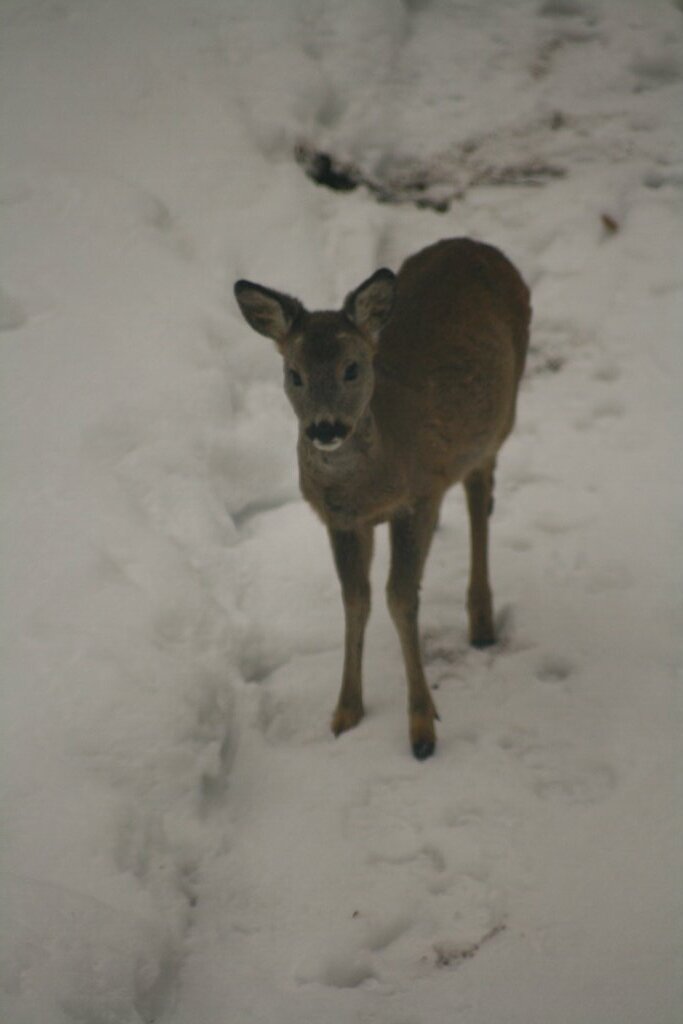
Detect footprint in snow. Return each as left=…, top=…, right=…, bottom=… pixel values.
left=574, top=397, right=626, bottom=431
left=585, top=560, right=634, bottom=594
left=253, top=654, right=338, bottom=746
left=535, top=653, right=575, bottom=686
left=423, top=604, right=517, bottom=669
left=433, top=920, right=506, bottom=969
left=592, top=358, right=620, bottom=383
left=0, top=286, right=27, bottom=332
left=631, top=50, right=683, bottom=91
left=538, top=0, right=592, bottom=18
left=498, top=727, right=617, bottom=806
left=533, top=762, right=617, bottom=805
left=525, top=319, right=575, bottom=377
left=137, top=192, right=195, bottom=261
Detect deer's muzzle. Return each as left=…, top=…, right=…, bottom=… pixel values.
left=305, top=419, right=350, bottom=451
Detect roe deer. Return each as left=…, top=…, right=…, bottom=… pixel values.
left=234, top=238, right=530, bottom=759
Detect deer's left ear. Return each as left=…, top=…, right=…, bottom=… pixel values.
left=343, top=268, right=396, bottom=342
left=234, top=280, right=303, bottom=344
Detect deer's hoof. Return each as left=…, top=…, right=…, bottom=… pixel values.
left=470, top=632, right=496, bottom=649
left=331, top=704, right=364, bottom=737
left=412, top=738, right=435, bottom=760
left=409, top=709, right=437, bottom=760
left=469, top=615, right=496, bottom=648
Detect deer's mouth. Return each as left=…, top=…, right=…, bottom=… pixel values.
left=305, top=419, right=351, bottom=451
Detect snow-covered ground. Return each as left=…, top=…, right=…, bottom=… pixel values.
left=2, top=1, right=682, bottom=1021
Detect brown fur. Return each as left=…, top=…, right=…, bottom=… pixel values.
left=235, top=237, right=530, bottom=759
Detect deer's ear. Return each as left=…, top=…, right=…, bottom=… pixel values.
left=234, top=281, right=303, bottom=343
left=343, top=268, right=396, bottom=342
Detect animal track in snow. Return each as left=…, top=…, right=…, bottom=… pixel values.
left=297, top=909, right=415, bottom=990
left=316, top=954, right=377, bottom=989
left=295, top=938, right=378, bottom=990
left=364, top=912, right=414, bottom=953
left=538, top=0, right=593, bottom=19
left=422, top=629, right=470, bottom=688
left=137, top=192, right=195, bottom=260
left=506, top=534, right=533, bottom=553
left=643, top=169, right=683, bottom=191
left=526, top=318, right=577, bottom=377
left=423, top=604, right=517, bottom=672
left=584, top=559, right=634, bottom=594
left=327, top=767, right=512, bottom=990
left=366, top=842, right=448, bottom=879
left=533, top=762, right=617, bottom=805
left=254, top=653, right=339, bottom=745
left=433, top=920, right=506, bottom=969
left=574, top=397, right=625, bottom=430
left=533, top=505, right=594, bottom=535
left=535, top=653, right=575, bottom=685
left=631, top=50, right=683, bottom=91
left=592, top=358, right=620, bottom=383
left=198, top=731, right=234, bottom=807
left=3, top=875, right=181, bottom=1024
left=0, top=286, right=27, bottom=331
left=498, top=727, right=617, bottom=806
left=532, top=21, right=601, bottom=81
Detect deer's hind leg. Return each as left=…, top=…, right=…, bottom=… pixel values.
left=464, top=460, right=496, bottom=648
left=386, top=498, right=441, bottom=760
left=329, top=525, right=374, bottom=737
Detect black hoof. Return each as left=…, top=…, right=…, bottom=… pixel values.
left=412, top=739, right=435, bottom=761
left=470, top=636, right=496, bottom=649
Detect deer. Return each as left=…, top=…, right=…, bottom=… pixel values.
left=234, top=237, right=530, bottom=760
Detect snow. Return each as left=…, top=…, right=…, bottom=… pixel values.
left=1, top=0, right=682, bottom=1021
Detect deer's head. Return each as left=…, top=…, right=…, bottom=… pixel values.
left=234, top=269, right=395, bottom=451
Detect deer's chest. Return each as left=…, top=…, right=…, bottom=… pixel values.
left=299, top=452, right=409, bottom=530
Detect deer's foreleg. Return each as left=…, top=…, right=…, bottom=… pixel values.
left=328, top=525, right=374, bottom=737
left=387, top=498, right=441, bottom=760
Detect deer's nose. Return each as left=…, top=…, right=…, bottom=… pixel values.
left=305, top=419, right=350, bottom=447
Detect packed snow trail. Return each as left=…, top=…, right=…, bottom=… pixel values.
left=2, top=1, right=682, bottom=1022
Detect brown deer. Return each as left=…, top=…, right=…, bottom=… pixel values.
left=234, top=238, right=530, bottom=759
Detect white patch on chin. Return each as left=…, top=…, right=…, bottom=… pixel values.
left=312, top=437, right=345, bottom=452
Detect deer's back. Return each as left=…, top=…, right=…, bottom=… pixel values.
left=374, top=238, right=530, bottom=488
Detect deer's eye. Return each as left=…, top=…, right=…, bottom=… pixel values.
left=343, top=362, right=359, bottom=382
left=288, top=368, right=303, bottom=387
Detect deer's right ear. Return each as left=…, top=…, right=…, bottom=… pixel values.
left=234, top=281, right=303, bottom=344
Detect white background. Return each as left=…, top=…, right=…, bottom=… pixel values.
left=2, top=1, right=682, bottom=1021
